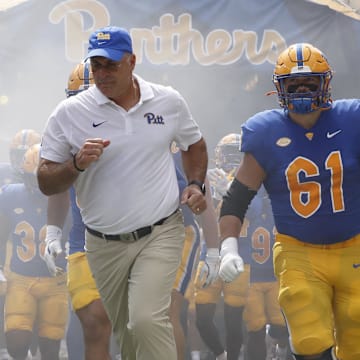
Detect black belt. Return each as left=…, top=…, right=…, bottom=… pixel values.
left=86, top=209, right=178, bottom=242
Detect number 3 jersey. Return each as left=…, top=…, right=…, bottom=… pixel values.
left=0, top=183, right=67, bottom=276
left=241, top=99, right=360, bottom=245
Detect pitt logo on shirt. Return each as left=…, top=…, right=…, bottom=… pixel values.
left=144, top=112, right=164, bottom=125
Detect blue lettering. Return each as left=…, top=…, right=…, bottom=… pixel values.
left=144, top=112, right=155, bottom=124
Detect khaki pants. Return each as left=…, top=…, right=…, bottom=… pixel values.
left=85, top=210, right=185, bottom=360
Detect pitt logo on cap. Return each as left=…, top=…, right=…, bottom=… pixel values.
left=96, top=32, right=111, bottom=41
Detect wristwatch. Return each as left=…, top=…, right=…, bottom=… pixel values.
left=188, top=180, right=206, bottom=195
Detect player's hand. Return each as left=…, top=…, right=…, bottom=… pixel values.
left=219, top=237, right=244, bottom=282
left=198, top=248, right=220, bottom=288
left=0, top=268, right=7, bottom=296
left=44, top=225, right=64, bottom=277
left=207, top=168, right=229, bottom=199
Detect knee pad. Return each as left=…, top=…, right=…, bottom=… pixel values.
left=293, top=347, right=337, bottom=360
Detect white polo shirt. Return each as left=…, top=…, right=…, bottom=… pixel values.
left=40, top=75, right=202, bottom=234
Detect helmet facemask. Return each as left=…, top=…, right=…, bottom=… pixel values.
left=274, top=72, right=332, bottom=114
left=9, top=129, right=41, bottom=176
left=215, top=133, right=243, bottom=174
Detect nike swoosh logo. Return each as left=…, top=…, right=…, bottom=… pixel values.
left=326, top=130, right=342, bottom=139
left=353, top=263, right=360, bottom=269
left=93, top=121, right=106, bottom=128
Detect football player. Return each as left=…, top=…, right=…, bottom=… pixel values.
left=0, top=129, right=41, bottom=360
left=0, top=143, right=68, bottom=360
left=170, top=146, right=219, bottom=360
left=194, top=133, right=249, bottom=360
left=242, top=186, right=289, bottom=360
left=219, top=43, right=360, bottom=360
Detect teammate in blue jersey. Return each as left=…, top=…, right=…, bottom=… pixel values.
left=0, top=143, right=68, bottom=360
left=219, top=43, right=360, bottom=360
left=171, top=146, right=219, bottom=360
left=242, top=186, right=289, bottom=360
left=194, top=133, right=250, bottom=360
left=0, top=130, right=42, bottom=291
left=0, top=129, right=41, bottom=360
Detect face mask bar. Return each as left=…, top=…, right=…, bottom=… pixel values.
left=273, top=72, right=333, bottom=114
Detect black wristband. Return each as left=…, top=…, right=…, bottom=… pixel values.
left=73, top=153, right=85, bottom=172
left=188, top=180, right=206, bottom=195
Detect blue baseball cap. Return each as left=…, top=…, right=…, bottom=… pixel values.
left=86, top=26, right=133, bottom=61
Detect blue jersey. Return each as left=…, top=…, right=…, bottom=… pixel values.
left=0, top=184, right=67, bottom=276
left=0, top=162, right=20, bottom=186
left=241, top=187, right=276, bottom=282
left=200, top=189, right=274, bottom=276
left=241, top=99, right=360, bottom=245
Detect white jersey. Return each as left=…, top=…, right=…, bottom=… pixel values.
left=40, top=75, right=202, bottom=233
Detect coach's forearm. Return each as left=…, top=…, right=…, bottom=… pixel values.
left=37, top=158, right=80, bottom=196
left=181, top=137, right=208, bottom=183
